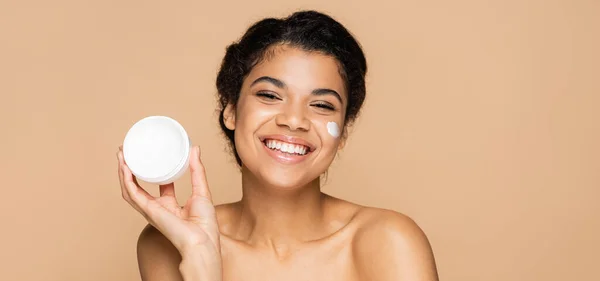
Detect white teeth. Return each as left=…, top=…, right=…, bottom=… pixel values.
left=288, top=146, right=296, bottom=154
left=263, top=139, right=309, bottom=155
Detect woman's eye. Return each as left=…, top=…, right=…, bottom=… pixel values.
left=312, top=102, right=336, bottom=111
left=256, top=91, right=279, bottom=100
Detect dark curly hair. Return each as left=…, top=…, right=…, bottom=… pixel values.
left=216, top=10, right=368, bottom=166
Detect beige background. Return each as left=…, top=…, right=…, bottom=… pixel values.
left=1, top=0, right=598, bottom=280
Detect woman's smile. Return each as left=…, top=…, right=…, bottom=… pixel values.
left=258, top=134, right=316, bottom=165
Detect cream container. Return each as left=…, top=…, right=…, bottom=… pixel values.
left=122, top=116, right=191, bottom=185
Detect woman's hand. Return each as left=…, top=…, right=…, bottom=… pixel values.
left=117, top=145, right=221, bottom=261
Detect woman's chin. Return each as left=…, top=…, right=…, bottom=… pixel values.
left=240, top=162, right=322, bottom=191
left=259, top=172, right=318, bottom=191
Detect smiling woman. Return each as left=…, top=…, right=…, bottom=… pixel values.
left=117, top=10, right=439, bottom=281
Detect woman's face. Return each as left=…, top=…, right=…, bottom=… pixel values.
left=223, top=45, right=347, bottom=189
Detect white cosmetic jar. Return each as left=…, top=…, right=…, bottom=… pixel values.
left=122, top=116, right=191, bottom=185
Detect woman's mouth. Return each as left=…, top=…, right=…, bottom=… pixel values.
left=264, top=139, right=309, bottom=155
left=259, top=135, right=315, bottom=164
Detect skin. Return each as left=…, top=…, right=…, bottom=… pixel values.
left=118, top=45, right=439, bottom=281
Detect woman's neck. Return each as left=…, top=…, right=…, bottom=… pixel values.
left=230, top=166, right=330, bottom=249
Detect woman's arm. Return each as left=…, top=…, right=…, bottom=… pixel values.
left=178, top=246, right=223, bottom=281
left=353, top=210, right=439, bottom=281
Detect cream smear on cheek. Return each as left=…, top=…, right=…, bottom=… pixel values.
left=326, top=121, right=341, bottom=138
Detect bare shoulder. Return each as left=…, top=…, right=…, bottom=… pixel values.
left=137, top=224, right=183, bottom=281
left=351, top=207, right=429, bottom=242
left=214, top=202, right=242, bottom=236
left=351, top=207, right=439, bottom=281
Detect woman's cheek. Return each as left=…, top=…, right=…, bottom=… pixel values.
left=240, top=104, right=279, bottom=129
left=313, top=119, right=342, bottom=150
left=326, top=121, right=341, bottom=138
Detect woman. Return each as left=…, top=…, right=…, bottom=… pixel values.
left=117, top=10, right=439, bottom=281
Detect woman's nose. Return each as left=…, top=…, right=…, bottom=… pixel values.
left=275, top=104, right=311, bottom=132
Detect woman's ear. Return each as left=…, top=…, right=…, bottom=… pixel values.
left=223, top=103, right=236, bottom=130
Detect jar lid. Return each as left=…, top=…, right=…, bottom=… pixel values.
left=123, top=116, right=190, bottom=184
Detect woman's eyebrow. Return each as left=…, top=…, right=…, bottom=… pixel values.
left=312, top=88, right=342, bottom=104
left=250, top=76, right=286, bottom=89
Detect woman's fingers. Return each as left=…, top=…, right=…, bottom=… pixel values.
left=190, top=146, right=213, bottom=203
left=117, top=151, right=129, bottom=200
left=122, top=162, right=153, bottom=207
left=117, top=150, right=153, bottom=209
left=118, top=152, right=145, bottom=216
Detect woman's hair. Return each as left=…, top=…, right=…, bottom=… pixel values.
left=216, top=10, right=368, bottom=166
